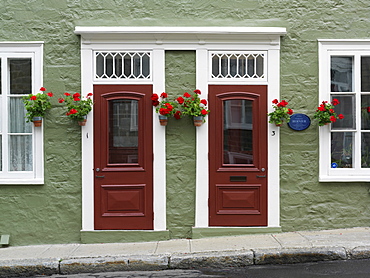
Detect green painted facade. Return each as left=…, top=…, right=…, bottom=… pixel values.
left=1, top=0, right=370, bottom=246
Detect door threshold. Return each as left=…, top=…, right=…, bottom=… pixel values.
left=80, top=230, right=170, bottom=244
left=192, top=226, right=282, bottom=239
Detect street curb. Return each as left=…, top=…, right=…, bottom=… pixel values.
left=1, top=247, right=370, bottom=277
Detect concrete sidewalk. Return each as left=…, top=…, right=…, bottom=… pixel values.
left=1, top=227, right=370, bottom=277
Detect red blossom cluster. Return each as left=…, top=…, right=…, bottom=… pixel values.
left=272, top=99, right=293, bottom=115
left=314, top=99, right=344, bottom=125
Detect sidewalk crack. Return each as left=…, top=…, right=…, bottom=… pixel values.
left=271, top=234, right=283, bottom=248
left=297, top=231, right=314, bottom=248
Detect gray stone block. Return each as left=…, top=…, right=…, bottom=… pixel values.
left=254, top=247, right=347, bottom=265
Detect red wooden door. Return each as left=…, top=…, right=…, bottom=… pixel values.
left=209, top=85, right=268, bottom=226
left=94, top=85, right=153, bottom=230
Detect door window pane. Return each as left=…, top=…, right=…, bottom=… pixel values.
left=9, top=58, right=32, bottom=95
left=331, top=95, right=355, bottom=129
left=223, top=99, right=253, bottom=164
left=331, top=132, right=353, bottom=168
left=361, top=56, right=370, bottom=92
left=9, top=135, right=32, bottom=171
left=331, top=56, right=353, bottom=92
left=361, top=133, right=370, bottom=168
left=109, top=99, right=138, bottom=164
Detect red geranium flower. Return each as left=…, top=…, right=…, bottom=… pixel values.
left=73, top=93, right=80, bottom=98
left=64, top=92, right=71, bottom=96
left=74, top=97, right=80, bottom=101
left=277, top=100, right=289, bottom=107
left=201, top=109, right=208, bottom=115
left=152, top=100, right=159, bottom=106
left=331, top=99, right=340, bottom=106
left=200, top=99, right=207, bottom=105
left=47, top=92, right=53, bottom=97
left=287, top=108, right=294, bottom=115
left=87, top=93, right=93, bottom=97
left=177, top=96, right=184, bottom=104
left=151, top=94, right=159, bottom=101
left=160, top=92, right=168, bottom=98
left=183, top=92, right=191, bottom=98
left=338, top=114, right=344, bottom=119
left=40, top=87, right=46, bottom=91
left=194, top=89, right=201, bottom=95
left=367, top=107, right=370, bottom=113
left=174, top=111, right=182, bottom=119
left=272, top=99, right=279, bottom=104
left=30, top=95, right=37, bottom=100
left=58, top=98, right=65, bottom=103
left=330, top=116, right=337, bottom=122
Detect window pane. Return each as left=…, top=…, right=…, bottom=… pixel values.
left=9, top=58, right=32, bottom=95
left=361, top=57, right=370, bottom=92
left=331, top=56, right=353, bottom=92
left=109, top=99, right=138, bottom=164
left=361, top=95, right=370, bottom=130
left=9, top=135, right=33, bottom=171
left=223, top=99, right=253, bottom=164
left=361, top=133, right=370, bottom=168
left=331, top=95, right=355, bottom=129
left=0, top=135, right=2, bottom=171
left=0, top=58, right=2, bottom=95
left=331, top=132, right=353, bottom=168
left=9, top=97, right=32, bottom=133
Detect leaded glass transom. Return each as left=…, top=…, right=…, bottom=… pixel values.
left=210, top=52, right=266, bottom=80
left=95, top=51, right=151, bottom=80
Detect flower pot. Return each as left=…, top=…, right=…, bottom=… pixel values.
left=32, top=116, right=43, bottom=127
left=78, top=115, right=87, bottom=126
left=275, top=123, right=283, bottom=127
left=158, top=115, right=168, bottom=126
left=193, top=116, right=204, bottom=126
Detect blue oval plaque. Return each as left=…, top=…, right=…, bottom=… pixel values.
left=288, top=113, right=311, bottom=131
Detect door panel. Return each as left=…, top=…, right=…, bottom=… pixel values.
left=209, top=85, right=267, bottom=226
left=94, top=85, right=153, bottom=230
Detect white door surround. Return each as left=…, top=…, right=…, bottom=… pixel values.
left=75, top=26, right=286, bottom=231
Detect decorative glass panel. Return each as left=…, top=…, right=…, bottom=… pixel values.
left=211, top=52, right=265, bottom=79
left=223, top=99, right=253, bottom=164
left=361, top=133, right=370, bottom=168
left=109, top=99, right=138, bottom=164
left=9, top=58, right=32, bottom=95
left=361, top=57, right=370, bottom=92
left=331, top=56, right=353, bottom=92
left=361, top=95, right=370, bottom=130
left=9, top=97, right=32, bottom=133
left=331, top=95, right=355, bottom=129
left=95, top=52, right=151, bottom=80
left=9, top=135, right=32, bottom=171
left=331, top=132, right=353, bottom=168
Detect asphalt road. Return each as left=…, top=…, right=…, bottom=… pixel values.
left=33, top=259, right=370, bottom=278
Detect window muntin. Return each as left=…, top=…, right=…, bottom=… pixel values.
left=210, top=52, right=266, bottom=81
left=0, top=43, right=43, bottom=183
left=95, top=51, right=151, bottom=80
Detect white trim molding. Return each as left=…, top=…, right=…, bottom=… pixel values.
left=76, top=26, right=286, bottom=231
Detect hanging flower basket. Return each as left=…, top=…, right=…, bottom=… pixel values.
left=78, top=116, right=87, bottom=126
left=193, top=116, right=204, bottom=126
left=158, top=115, right=168, bottom=126
left=32, top=116, right=43, bottom=127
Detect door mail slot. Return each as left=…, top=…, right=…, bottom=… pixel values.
left=230, top=176, right=247, bottom=182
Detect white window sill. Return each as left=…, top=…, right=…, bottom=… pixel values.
left=319, top=175, right=370, bottom=182
left=0, top=179, right=44, bottom=185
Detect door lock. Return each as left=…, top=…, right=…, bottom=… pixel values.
left=96, top=168, right=100, bottom=172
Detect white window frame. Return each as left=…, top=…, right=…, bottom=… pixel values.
left=318, top=40, right=370, bottom=182
left=0, top=42, right=44, bottom=184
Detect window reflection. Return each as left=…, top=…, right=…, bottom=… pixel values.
left=109, top=99, right=138, bottom=164
left=331, top=56, right=353, bottom=92
left=331, top=132, right=353, bottom=168
left=223, top=99, right=253, bottom=164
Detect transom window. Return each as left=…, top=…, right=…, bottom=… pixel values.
left=0, top=43, right=43, bottom=184
left=319, top=40, right=370, bottom=181
left=210, top=52, right=266, bottom=80
left=95, top=51, right=151, bottom=80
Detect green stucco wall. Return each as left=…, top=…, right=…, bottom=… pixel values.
left=165, top=51, right=197, bottom=239
left=1, top=0, right=370, bottom=246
